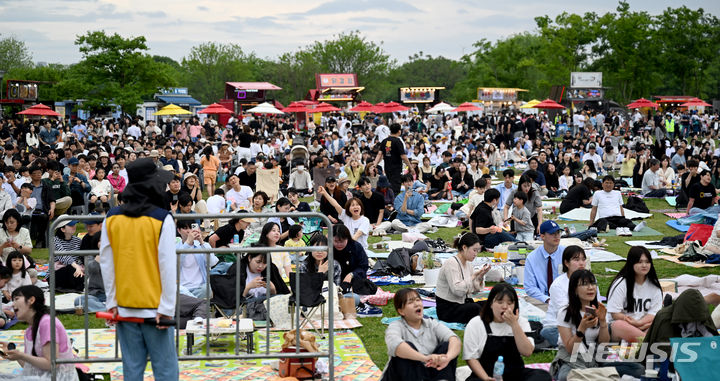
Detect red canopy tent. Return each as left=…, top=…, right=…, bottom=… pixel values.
left=382, top=101, right=409, bottom=113
left=283, top=102, right=312, bottom=113
left=350, top=101, right=375, bottom=112
left=532, top=99, right=566, bottom=109
left=17, top=104, right=60, bottom=117
left=312, top=102, right=341, bottom=113
left=372, top=102, right=387, bottom=113
left=626, top=98, right=659, bottom=109
left=197, top=103, right=233, bottom=114
left=681, top=98, right=712, bottom=107
left=452, top=102, right=482, bottom=112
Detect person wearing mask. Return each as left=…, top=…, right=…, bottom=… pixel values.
left=288, top=164, right=313, bottom=195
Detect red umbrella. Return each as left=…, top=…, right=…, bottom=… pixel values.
left=283, top=102, right=311, bottom=113
left=452, top=102, right=482, bottom=112
left=532, top=99, right=566, bottom=109
left=372, top=102, right=387, bottom=113
left=382, top=101, right=409, bottom=113
left=350, top=101, right=375, bottom=112
left=312, top=102, right=341, bottom=113
left=197, top=103, right=233, bottom=114
left=680, top=98, right=712, bottom=107
left=626, top=98, right=659, bottom=109
left=17, top=104, right=61, bottom=117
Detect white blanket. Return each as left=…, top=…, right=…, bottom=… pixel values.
left=558, top=207, right=652, bottom=221
left=624, top=240, right=672, bottom=250
left=587, top=249, right=625, bottom=262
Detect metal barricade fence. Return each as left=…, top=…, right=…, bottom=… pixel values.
left=47, top=212, right=335, bottom=380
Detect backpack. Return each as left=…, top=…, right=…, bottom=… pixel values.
left=624, top=196, right=649, bottom=213
left=386, top=248, right=412, bottom=277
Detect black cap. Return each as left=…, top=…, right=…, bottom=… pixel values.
left=126, top=158, right=174, bottom=185
left=326, top=176, right=337, bottom=183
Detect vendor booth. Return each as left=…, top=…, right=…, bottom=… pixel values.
left=399, top=87, right=445, bottom=105
left=473, top=87, right=527, bottom=111
left=222, top=82, right=282, bottom=124
left=307, top=74, right=363, bottom=105
left=136, top=87, right=202, bottom=122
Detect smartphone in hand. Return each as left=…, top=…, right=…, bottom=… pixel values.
left=584, top=306, right=597, bottom=318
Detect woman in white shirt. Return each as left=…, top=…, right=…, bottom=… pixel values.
left=435, top=233, right=491, bottom=324
left=658, top=155, right=676, bottom=186
left=551, top=270, right=643, bottom=380
left=318, top=186, right=371, bottom=249
left=558, top=165, right=573, bottom=192
left=498, top=141, right=511, bottom=165
left=25, top=125, right=39, bottom=149
left=606, top=246, right=663, bottom=343
left=464, top=283, right=551, bottom=381
left=540, top=245, right=588, bottom=347
left=88, top=167, right=112, bottom=211
left=510, top=141, right=528, bottom=163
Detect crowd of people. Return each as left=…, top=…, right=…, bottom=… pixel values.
left=0, top=105, right=719, bottom=379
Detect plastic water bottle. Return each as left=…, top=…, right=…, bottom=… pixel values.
left=226, top=200, right=232, bottom=212
left=493, top=356, right=504, bottom=381
left=233, top=234, right=239, bottom=244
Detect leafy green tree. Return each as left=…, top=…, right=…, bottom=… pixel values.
left=378, top=52, right=466, bottom=103
left=454, top=33, right=550, bottom=101
left=69, top=30, right=176, bottom=115
left=4, top=64, right=73, bottom=102
left=307, top=31, right=395, bottom=102
left=654, top=6, right=720, bottom=97
left=0, top=34, right=33, bottom=73
left=590, top=2, right=659, bottom=103
left=181, top=42, right=260, bottom=104
left=261, top=50, right=320, bottom=104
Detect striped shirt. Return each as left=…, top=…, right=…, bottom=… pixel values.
left=54, top=236, right=82, bottom=265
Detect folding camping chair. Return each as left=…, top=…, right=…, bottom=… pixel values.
left=288, top=272, right=326, bottom=337
left=256, top=167, right=280, bottom=203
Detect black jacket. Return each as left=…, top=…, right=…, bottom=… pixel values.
left=210, top=259, right=290, bottom=309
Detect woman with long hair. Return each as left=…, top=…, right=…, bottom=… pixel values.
left=435, top=233, right=491, bottom=324
left=363, top=163, right=380, bottom=189
left=318, top=187, right=371, bottom=249
left=200, top=146, right=220, bottom=195
left=0, top=208, right=33, bottom=265
left=319, top=177, right=347, bottom=224
left=451, top=162, right=473, bottom=198
left=606, top=246, right=663, bottom=342
left=0, top=285, right=80, bottom=380
left=551, top=270, right=643, bottom=380
left=581, top=160, right=597, bottom=180
left=298, top=234, right=342, bottom=286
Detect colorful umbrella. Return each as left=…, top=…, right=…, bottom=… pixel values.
left=197, top=103, right=233, bottom=115
left=452, top=102, right=482, bottom=112
left=350, top=101, right=375, bottom=112
left=283, top=102, right=311, bottom=113
left=245, top=102, right=284, bottom=114
left=519, top=100, right=541, bottom=109
left=532, top=99, right=566, bottom=109
left=154, top=104, right=192, bottom=115
left=680, top=98, right=712, bottom=107
left=626, top=98, right=659, bottom=109
left=17, top=104, right=60, bottom=117
left=426, top=102, right=455, bottom=113
left=312, top=102, right=341, bottom=113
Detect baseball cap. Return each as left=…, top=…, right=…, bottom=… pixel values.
left=56, top=220, right=78, bottom=229
left=85, top=212, right=103, bottom=226
left=68, top=157, right=79, bottom=165
left=539, top=220, right=561, bottom=235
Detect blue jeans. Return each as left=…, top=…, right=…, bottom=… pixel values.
left=540, top=325, right=558, bottom=347
left=74, top=294, right=106, bottom=313
left=117, top=321, right=178, bottom=381
left=452, top=189, right=472, bottom=198
left=483, top=232, right=516, bottom=249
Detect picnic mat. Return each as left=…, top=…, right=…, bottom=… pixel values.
left=624, top=240, right=673, bottom=250
left=666, top=196, right=677, bottom=207
left=558, top=207, right=652, bottom=221
left=562, top=223, right=662, bottom=237
left=664, top=212, right=687, bottom=219
left=666, top=220, right=690, bottom=232
left=0, top=328, right=382, bottom=380
left=658, top=255, right=720, bottom=268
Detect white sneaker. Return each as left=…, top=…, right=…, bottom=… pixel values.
left=634, top=221, right=646, bottom=232
left=616, top=227, right=625, bottom=236
left=623, top=227, right=633, bottom=236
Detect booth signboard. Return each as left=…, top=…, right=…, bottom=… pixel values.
left=145, top=107, right=156, bottom=121
left=567, top=88, right=603, bottom=101
left=316, top=73, right=357, bottom=88
left=399, top=87, right=443, bottom=103
left=477, top=88, right=520, bottom=102
left=6, top=80, right=38, bottom=101
left=55, top=106, right=66, bottom=120
left=570, top=72, right=602, bottom=88
left=159, top=87, right=189, bottom=95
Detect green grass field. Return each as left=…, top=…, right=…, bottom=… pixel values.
left=20, top=198, right=715, bottom=369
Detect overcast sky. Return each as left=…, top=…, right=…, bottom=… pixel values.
left=2, top=0, right=718, bottom=65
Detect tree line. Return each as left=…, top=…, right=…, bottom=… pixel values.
left=1, top=2, right=719, bottom=115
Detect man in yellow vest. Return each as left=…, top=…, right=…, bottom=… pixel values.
left=99, top=158, right=178, bottom=380
left=664, top=114, right=675, bottom=140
